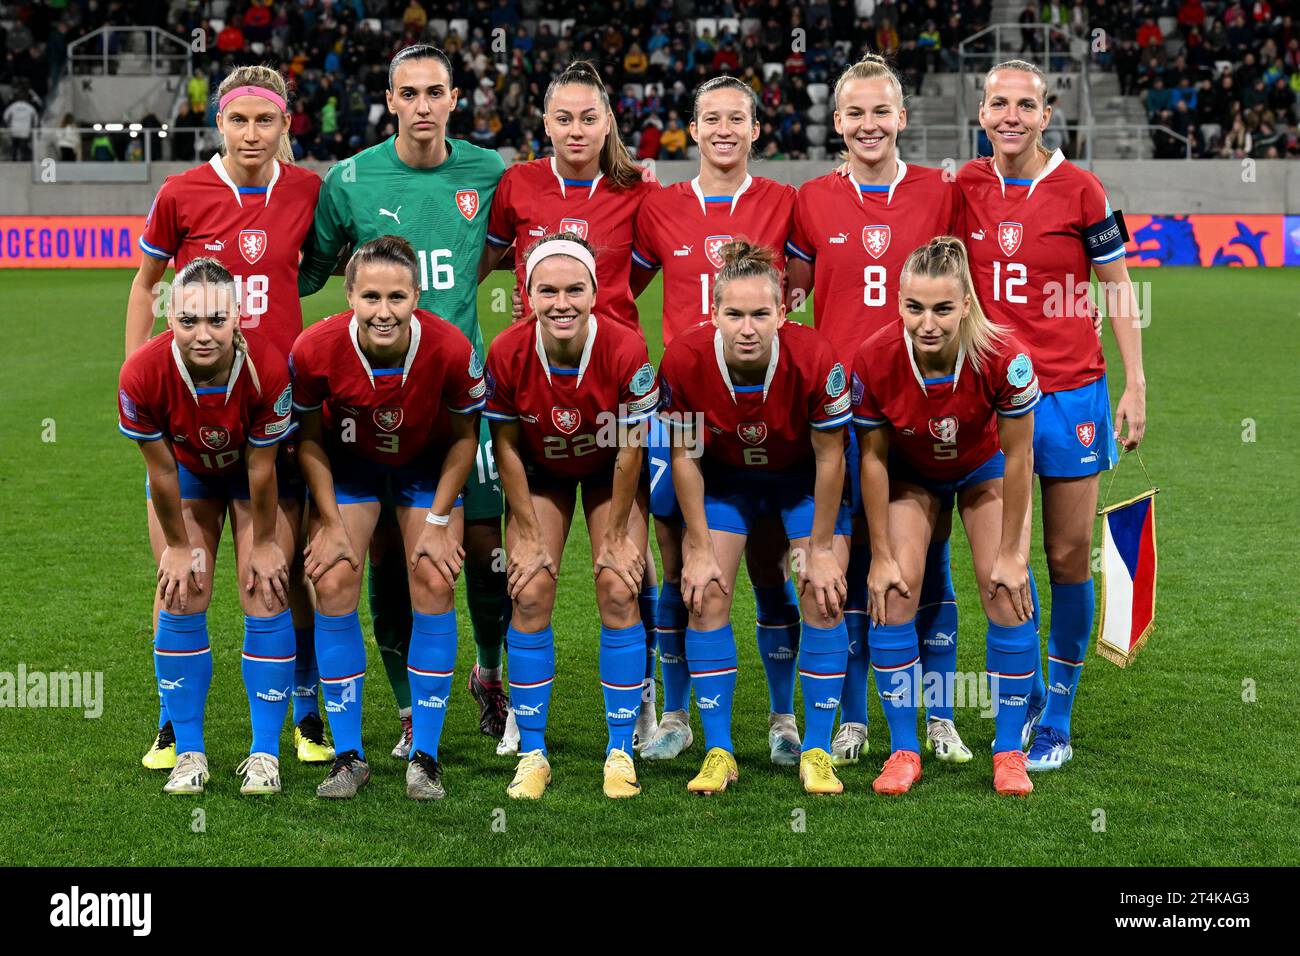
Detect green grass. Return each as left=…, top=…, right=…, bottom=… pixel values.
left=0, top=267, right=1296, bottom=866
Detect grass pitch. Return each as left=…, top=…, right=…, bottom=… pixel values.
left=0, top=267, right=1295, bottom=866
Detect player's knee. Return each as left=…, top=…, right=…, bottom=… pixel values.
left=595, top=572, right=638, bottom=625
left=1044, top=536, right=1091, bottom=582
left=313, top=564, right=360, bottom=615
left=691, top=588, right=733, bottom=631
left=513, top=573, right=557, bottom=624
left=408, top=564, right=455, bottom=615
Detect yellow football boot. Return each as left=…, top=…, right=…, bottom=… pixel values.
left=293, top=713, right=336, bottom=764
left=799, top=747, right=844, bottom=795
left=507, top=749, right=552, bottom=800
left=141, top=721, right=177, bottom=771
left=602, top=748, right=642, bottom=799
left=687, top=747, right=738, bottom=795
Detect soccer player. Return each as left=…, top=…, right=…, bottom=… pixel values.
left=785, top=54, right=971, bottom=767
left=959, top=60, right=1147, bottom=771
left=291, top=236, right=485, bottom=800
left=298, top=45, right=511, bottom=757
left=125, top=65, right=331, bottom=771
left=118, top=257, right=298, bottom=796
left=632, top=76, right=806, bottom=766
left=484, top=233, right=658, bottom=799
left=854, top=237, right=1039, bottom=797
left=481, top=61, right=662, bottom=754
left=659, top=241, right=853, bottom=796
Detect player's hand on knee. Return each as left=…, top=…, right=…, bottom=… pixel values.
left=246, top=540, right=290, bottom=612
left=594, top=532, right=644, bottom=598
left=866, top=555, right=909, bottom=627
left=411, top=523, right=466, bottom=590
left=158, top=544, right=201, bottom=613
left=510, top=287, right=525, bottom=323
left=304, top=522, right=359, bottom=583
left=506, top=533, right=557, bottom=599
left=989, top=550, right=1031, bottom=623
left=681, top=547, right=728, bottom=618
left=800, top=547, right=847, bottom=621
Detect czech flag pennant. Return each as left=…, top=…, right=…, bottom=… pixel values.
left=1096, top=489, right=1159, bottom=668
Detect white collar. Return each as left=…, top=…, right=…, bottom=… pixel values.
left=848, top=157, right=907, bottom=206
left=903, top=329, right=965, bottom=392
left=208, top=152, right=281, bottom=207
left=549, top=156, right=603, bottom=199
left=689, top=173, right=753, bottom=215
left=992, top=147, right=1065, bottom=198
left=713, top=326, right=779, bottom=401
left=348, top=314, right=422, bottom=388
left=535, top=314, right=598, bottom=386
left=171, top=338, right=244, bottom=404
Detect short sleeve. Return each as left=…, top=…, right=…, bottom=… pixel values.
left=139, top=179, right=180, bottom=260
left=656, top=340, right=688, bottom=428
left=485, top=167, right=515, bottom=248
left=994, top=344, right=1041, bottom=417
left=445, top=330, right=487, bottom=415
left=483, top=338, right=518, bottom=422
left=289, top=334, right=327, bottom=413
left=246, top=347, right=296, bottom=446
left=1080, top=174, right=1125, bottom=265
left=118, top=357, right=164, bottom=441
left=630, top=202, right=661, bottom=270
left=850, top=344, right=885, bottom=429
left=617, top=338, right=659, bottom=426
left=807, top=335, right=851, bottom=431
left=784, top=187, right=815, bottom=263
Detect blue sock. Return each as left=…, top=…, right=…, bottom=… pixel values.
left=869, top=620, right=921, bottom=754
left=987, top=620, right=1039, bottom=753
left=291, top=625, right=320, bottom=722
left=241, top=610, right=295, bottom=757
left=1042, top=580, right=1094, bottom=737
left=638, top=582, right=658, bottom=681
left=408, top=610, right=457, bottom=760
left=798, top=621, right=849, bottom=753
left=601, top=623, right=646, bottom=755
left=1027, top=566, right=1047, bottom=710
left=841, top=612, right=871, bottom=725
left=754, top=581, right=800, bottom=714
left=916, top=538, right=959, bottom=721
left=157, top=685, right=169, bottom=730
left=507, top=625, right=555, bottom=755
left=656, top=581, right=691, bottom=713
left=315, top=609, right=366, bottom=759
left=155, top=611, right=213, bottom=755
left=686, top=624, right=738, bottom=753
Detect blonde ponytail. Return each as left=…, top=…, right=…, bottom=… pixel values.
left=899, top=237, right=1006, bottom=372
left=712, top=239, right=782, bottom=311
left=833, top=52, right=905, bottom=110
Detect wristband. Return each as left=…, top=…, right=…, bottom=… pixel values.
left=425, top=512, right=450, bottom=527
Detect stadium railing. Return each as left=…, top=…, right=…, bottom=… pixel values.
left=67, top=26, right=192, bottom=77
left=20, top=127, right=215, bottom=182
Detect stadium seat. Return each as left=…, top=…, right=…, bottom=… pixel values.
left=449, top=18, right=469, bottom=39
left=498, top=145, right=518, bottom=163
left=541, top=19, right=561, bottom=38
left=807, top=103, right=828, bottom=124
left=808, top=145, right=827, bottom=161
left=429, top=19, right=448, bottom=37
left=560, top=18, right=576, bottom=36
left=626, top=83, right=644, bottom=100
left=363, top=18, right=382, bottom=33
left=741, top=18, right=761, bottom=37
left=717, top=18, right=740, bottom=38
left=806, top=124, right=827, bottom=145
left=808, top=83, right=829, bottom=105
left=696, top=18, right=717, bottom=39
left=763, top=63, right=784, bottom=82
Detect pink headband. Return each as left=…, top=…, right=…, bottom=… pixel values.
left=218, top=85, right=287, bottom=113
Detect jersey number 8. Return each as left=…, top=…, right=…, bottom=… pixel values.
left=234, top=275, right=269, bottom=325
left=863, top=265, right=887, bottom=308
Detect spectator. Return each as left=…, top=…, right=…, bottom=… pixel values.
left=1137, top=16, right=1164, bottom=49
left=637, top=116, right=662, bottom=161
left=172, top=101, right=198, bottom=162
left=55, top=113, right=79, bottom=162
left=1043, top=94, right=1068, bottom=152
left=403, top=1, right=428, bottom=35
left=4, top=95, right=38, bottom=161
left=1177, top=0, right=1206, bottom=36
left=187, top=71, right=209, bottom=115
left=89, top=131, right=116, bottom=162
left=661, top=115, right=688, bottom=158
left=216, top=16, right=246, bottom=56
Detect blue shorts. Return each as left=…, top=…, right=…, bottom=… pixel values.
left=331, top=454, right=463, bottom=511
left=1032, top=375, right=1118, bottom=478
left=646, top=416, right=680, bottom=521
left=890, top=449, right=1005, bottom=511
left=845, top=426, right=864, bottom=516
left=701, top=467, right=853, bottom=540
left=145, top=445, right=303, bottom=503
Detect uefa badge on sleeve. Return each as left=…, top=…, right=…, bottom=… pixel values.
left=1095, top=454, right=1160, bottom=668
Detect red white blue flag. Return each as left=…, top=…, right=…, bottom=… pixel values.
left=1096, top=491, right=1158, bottom=667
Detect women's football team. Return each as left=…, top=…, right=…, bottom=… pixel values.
left=120, top=44, right=1146, bottom=801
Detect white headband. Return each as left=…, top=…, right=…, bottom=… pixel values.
left=524, top=239, right=598, bottom=293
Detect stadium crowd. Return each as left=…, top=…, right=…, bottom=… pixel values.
left=0, top=0, right=1296, bottom=161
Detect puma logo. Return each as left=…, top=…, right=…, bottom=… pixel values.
left=379, top=206, right=402, bottom=225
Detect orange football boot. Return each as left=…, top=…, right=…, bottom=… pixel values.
left=872, top=750, right=923, bottom=795
left=993, top=749, right=1034, bottom=797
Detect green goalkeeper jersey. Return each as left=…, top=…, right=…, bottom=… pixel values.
left=298, top=135, right=505, bottom=357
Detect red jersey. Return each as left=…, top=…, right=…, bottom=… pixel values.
left=957, top=150, right=1125, bottom=394
left=289, top=309, right=485, bottom=467
left=851, top=324, right=1040, bottom=480
left=631, top=175, right=796, bottom=344
left=483, top=315, right=658, bottom=480
left=486, top=157, right=655, bottom=330
left=786, top=162, right=960, bottom=362
left=140, top=155, right=321, bottom=358
left=658, top=321, right=850, bottom=475
left=117, top=329, right=294, bottom=475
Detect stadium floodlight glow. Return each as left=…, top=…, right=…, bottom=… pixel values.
left=159, top=130, right=168, bottom=138
left=161, top=123, right=169, bottom=131
left=130, top=131, right=139, bottom=138
left=129, top=123, right=143, bottom=131
left=105, top=123, right=125, bottom=131
left=93, top=123, right=103, bottom=131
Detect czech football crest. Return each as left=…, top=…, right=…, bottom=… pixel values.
left=1076, top=421, right=1096, bottom=447
left=738, top=422, right=768, bottom=445
left=997, top=221, right=1024, bottom=257
left=705, top=235, right=734, bottom=269
left=928, top=416, right=959, bottom=444
left=238, top=229, right=267, bottom=265
left=374, top=408, right=404, bottom=432
left=200, top=425, right=230, bottom=450
left=456, top=189, right=480, bottom=221
left=559, top=218, right=589, bottom=240
left=862, top=225, right=891, bottom=260
left=552, top=407, right=581, bottom=434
